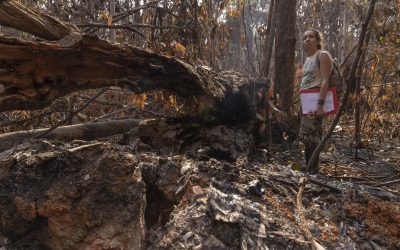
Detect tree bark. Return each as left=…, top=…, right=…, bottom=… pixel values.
left=0, top=0, right=77, bottom=40
left=109, top=0, right=116, bottom=41
left=354, top=30, right=371, bottom=152
left=0, top=35, right=238, bottom=111
left=0, top=1, right=253, bottom=116
left=273, top=0, right=296, bottom=113
left=263, top=0, right=275, bottom=80
left=0, top=118, right=149, bottom=152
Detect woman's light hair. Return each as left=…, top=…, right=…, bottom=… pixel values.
left=305, top=28, right=324, bottom=50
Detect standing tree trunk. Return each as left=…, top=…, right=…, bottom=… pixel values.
left=273, top=0, right=297, bottom=113
left=109, top=0, right=116, bottom=41
left=354, top=30, right=371, bottom=154
left=242, top=1, right=256, bottom=75
left=263, top=0, right=275, bottom=80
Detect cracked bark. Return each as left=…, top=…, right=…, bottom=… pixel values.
left=0, top=1, right=251, bottom=114
left=0, top=35, right=212, bottom=111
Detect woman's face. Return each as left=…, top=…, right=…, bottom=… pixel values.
left=303, top=30, right=319, bottom=51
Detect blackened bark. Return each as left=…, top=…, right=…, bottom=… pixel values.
left=0, top=35, right=208, bottom=111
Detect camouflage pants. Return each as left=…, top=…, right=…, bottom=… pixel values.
left=299, top=115, right=323, bottom=145
left=299, top=115, right=323, bottom=173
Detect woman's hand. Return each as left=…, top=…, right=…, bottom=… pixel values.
left=315, top=104, right=324, bottom=117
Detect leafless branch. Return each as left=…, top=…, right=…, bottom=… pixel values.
left=34, top=88, right=109, bottom=139
left=78, top=23, right=189, bottom=31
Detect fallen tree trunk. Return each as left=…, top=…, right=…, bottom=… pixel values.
left=0, top=118, right=150, bottom=152
left=0, top=35, right=218, bottom=111
left=0, top=34, right=258, bottom=136
left=0, top=0, right=77, bottom=40
left=0, top=35, right=256, bottom=118
left=0, top=0, right=253, bottom=114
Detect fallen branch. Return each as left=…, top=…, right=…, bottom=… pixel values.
left=296, top=177, right=326, bottom=250
left=308, top=177, right=342, bottom=194
left=373, top=179, right=400, bottom=187
left=0, top=118, right=151, bottom=152
left=77, top=23, right=189, bottom=31
left=67, top=142, right=104, bottom=153
left=0, top=111, right=57, bottom=127
left=88, top=106, right=140, bottom=123
left=0, top=0, right=256, bottom=127
left=34, top=88, right=109, bottom=138
left=268, top=231, right=309, bottom=245
left=80, top=23, right=146, bottom=39
left=0, top=0, right=77, bottom=40
left=330, top=175, right=390, bottom=180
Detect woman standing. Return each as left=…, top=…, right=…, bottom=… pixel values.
left=299, top=29, right=333, bottom=174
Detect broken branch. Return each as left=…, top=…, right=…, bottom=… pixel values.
left=0, top=118, right=151, bottom=152
left=0, top=0, right=77, bottom=40
left=296, top=177, right=326, bottom=250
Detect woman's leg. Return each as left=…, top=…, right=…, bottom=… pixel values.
left=299, top=115, right=323, bottom=173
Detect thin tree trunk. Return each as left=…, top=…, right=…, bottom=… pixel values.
left=341, top=7, right=347, bottom=61
left=192, top=0, right=202, bottom=60
left=354, top=30, right=371, bottom=154
left=242, top=1, right=257, bottom=76
left=263, top=0, right=275, bottom=79
left=109, top=0, right=116, bottom=41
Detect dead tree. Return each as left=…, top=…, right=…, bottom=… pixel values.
left=0, top=0, right=262, bottom=152
left=0, top=0, right=254, bottom=116
left=0, top=0, right=77, bottom=40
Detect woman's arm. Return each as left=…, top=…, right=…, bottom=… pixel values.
left=315, top=53, right=332, bottom=116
